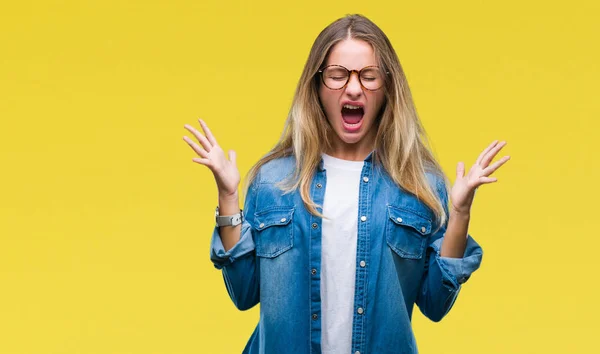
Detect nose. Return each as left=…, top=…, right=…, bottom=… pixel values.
left=345, top=71, right=363, bottom=96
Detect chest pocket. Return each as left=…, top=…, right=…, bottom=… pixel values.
left=386, top=205, right=432, bottom=259
left=253, top=207, right=295, bottom=258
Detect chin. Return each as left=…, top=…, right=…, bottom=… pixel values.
left=336, top=129, right=366, bottom=145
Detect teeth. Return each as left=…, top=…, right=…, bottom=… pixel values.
left=343, top=104, right=363, bottom=110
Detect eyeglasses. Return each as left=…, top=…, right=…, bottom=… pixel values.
left=318, top=64, right=388, bottom=91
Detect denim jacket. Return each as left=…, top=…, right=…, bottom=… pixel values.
left=209, top=151, right=483, bottom=354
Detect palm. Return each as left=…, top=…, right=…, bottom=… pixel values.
left=450, top=140, right=510, bottom=214
left=205, top=143, right=240, bottom=194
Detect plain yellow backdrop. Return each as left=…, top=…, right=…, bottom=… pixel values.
left=1, top=0, right=599, bottom=353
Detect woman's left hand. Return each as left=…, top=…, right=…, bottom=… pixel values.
left=450, top=140, right=510, bottom=214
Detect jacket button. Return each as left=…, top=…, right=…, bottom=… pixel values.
left=359, top=260, right=366, bottom=268
left=312, top=223, right=318, bottom=229
left=311, top=268, right=317, bottom=275
left=396, top=217, right=402, bottom=223
left=357, top=307, right=364, bottom=315
left=421, top=226, right=426, bottom=233
left=280, top=218, right=287, bottom=223
left=316, top=183, right=322, bottom=188
left=360, top=216, right=367, bottom=222
left=355, top=351, right=361, bottom=354
left=312, top=313, right=318, bottom=320
left=259, top=223, right=265, bottom=228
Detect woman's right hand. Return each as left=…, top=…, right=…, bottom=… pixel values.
left=183, top=119, right=240, bottom=198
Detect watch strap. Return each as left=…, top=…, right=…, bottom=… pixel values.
left=215, top=207, right=244, bottom=227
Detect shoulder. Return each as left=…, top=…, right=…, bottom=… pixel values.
left=255, top=155, right=297, bottom=184
left=247, top=155, right=297, bottom=210
left=424, top=171, right=447, bottom=192
left=424, top=170, right=451, bottom=217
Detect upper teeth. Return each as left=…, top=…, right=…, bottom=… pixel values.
left=343, top=105, right=362, bottom=109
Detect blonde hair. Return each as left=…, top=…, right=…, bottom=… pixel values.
left=243, top=14, right=450, bottom=229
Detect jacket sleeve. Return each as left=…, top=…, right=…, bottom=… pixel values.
left=416, top=176, right=483, bottom=322
left=209, top=175, right=260, bottom=311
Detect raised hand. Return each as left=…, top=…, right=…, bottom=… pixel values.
left=450, top=140, right=510, bottom=214
left=183, top=119, right=240, bottom=198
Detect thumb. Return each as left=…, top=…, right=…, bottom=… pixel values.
left=228, top=150, right=237, bottom=166
left=456, top=161, right=465, bottom=179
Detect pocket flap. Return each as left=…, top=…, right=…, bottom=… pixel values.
left=387, top=205, right=432, bottom=236
left=253, top=207, right=295, bottom=259
left=254, top=207, right=294, bottom=230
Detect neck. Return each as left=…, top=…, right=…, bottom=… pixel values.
left=325, top=130, right=376, bottom=161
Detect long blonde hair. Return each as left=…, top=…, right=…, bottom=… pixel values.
left=244, top=14, right=451, bottom=229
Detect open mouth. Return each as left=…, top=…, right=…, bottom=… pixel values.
left=341, top=105, right=364, bottom=131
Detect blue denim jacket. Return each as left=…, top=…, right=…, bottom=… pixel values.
left=209, top=152, right=483, bottom=354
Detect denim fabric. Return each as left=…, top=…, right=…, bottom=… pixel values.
left=209, top=151, right=483, bottom=354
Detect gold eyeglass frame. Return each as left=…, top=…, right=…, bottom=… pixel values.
left=317, top=64, right=390, bottom=91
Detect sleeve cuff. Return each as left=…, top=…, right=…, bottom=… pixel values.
left=430, top=233, right=483, bottom=286
left=209, top=220, right=255, bottom=270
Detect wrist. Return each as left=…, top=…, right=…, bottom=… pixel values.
left=218, top=191, right=240, bottom=215
left=219, top=190, right=239, bottom=202
left=450, top=206, right=471, bottom=219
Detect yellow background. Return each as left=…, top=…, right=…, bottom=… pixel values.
left=1, top=0, right=598, bottom=353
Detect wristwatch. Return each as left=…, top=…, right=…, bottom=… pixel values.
left=215, top=206, right=244, bottom=227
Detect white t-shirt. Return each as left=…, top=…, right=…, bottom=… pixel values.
left=320, top=153, right=364, bottom=354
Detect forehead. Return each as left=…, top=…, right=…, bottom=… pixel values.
left=325, top=38, right=377, bottom=70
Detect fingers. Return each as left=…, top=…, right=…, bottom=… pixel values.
left=184, top=123, right=213, bottom=153
left=482, top=155, right=510, bottom=176
left=475, top=140, right=499, bottom=166
left=480, top=141, right=507, bottom=167
left=478, top=176, right=498, bottom=184
left=183, top=120, right=231, bottom=170
left=199, top=119, right=218, bottom=146
left=183, top=136, right=209, bottom=158
left=192, top=157, right=211, bottom=165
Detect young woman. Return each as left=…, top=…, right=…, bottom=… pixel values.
left=183, top=14, right=509, bottom=354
